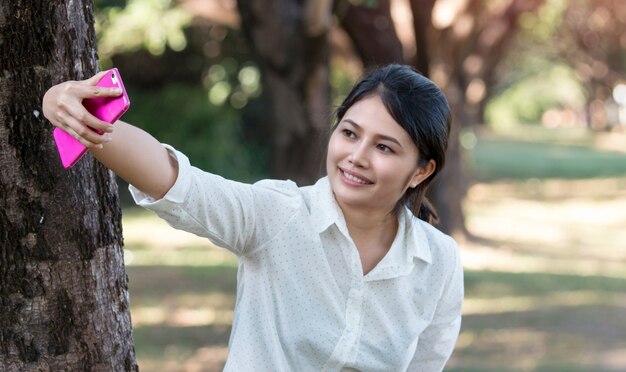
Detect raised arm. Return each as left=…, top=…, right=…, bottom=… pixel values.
left=42, top=71, right=178, bottom=199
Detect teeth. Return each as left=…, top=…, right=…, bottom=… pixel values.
left=343, top=170, right=368, bottom=184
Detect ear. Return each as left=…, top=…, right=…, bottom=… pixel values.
left=409, top=160, right=436, bottom=188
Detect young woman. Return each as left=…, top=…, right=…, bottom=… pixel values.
left=43, top=64, right=463, bottom=371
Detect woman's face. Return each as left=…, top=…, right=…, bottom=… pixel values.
left=326, top=94, right=434, bottom=213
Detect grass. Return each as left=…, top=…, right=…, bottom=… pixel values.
left=122, top=127, right=626, bottom=371
left=468, top=127, right=626, bottom=181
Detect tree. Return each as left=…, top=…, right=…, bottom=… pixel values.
left=0, top=2, right=137, bottom=370
left=554, top=0, right=626, bottom=129
left=237, top=0, right=334, bottom=185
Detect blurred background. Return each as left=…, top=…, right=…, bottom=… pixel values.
left=94, top=0, right=626, bottom=370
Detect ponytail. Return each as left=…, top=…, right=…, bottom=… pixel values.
left=416, top=198, right=439, bottom=224
left=401, top=185, right=439, bottom=224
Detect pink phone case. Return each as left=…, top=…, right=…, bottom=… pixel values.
left=53, top=68, right=130, bottom=168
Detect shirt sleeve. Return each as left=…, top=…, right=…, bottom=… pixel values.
left=407, top=238, right=464, bottom=372
left=128, top=144, right=301, bottom=256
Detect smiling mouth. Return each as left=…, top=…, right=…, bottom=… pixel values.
left=340, top=169, right=372, bottom=185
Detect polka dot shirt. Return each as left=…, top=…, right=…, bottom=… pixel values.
left=129, top=145, right=464, bottom=372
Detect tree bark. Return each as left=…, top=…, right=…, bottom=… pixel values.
left=0, top=1, right=137, bottom=370
left=237, top=0, right=331, bottom=185
left=409, top=0, right=436, bottom=75
left=427, top=80, right=469, bottom=236
left=334, top=0, right=404, bottom=66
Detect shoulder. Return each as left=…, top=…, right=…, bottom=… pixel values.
left=253, top=178, right=322, bottom=199
left=253, top=178, right=301, bottom=195
left=250, top=178, right=309, bottom=210
left=417, top=219, right=457, bottom=248
left=411, top=217, right=460, bottom=267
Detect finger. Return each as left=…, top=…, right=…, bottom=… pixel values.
left=65, top=104, right=114, bottom=133
left=84, top=70, right=108, bottom=85
left=65, top=127, right=102, bottom=149
left=73, top=84, right=123, bottom=99
left=64, top=116, right=110, bottom=147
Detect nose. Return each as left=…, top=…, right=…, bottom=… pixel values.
left=348, top=142, right=369, bottom=168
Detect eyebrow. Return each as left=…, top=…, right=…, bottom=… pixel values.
left=341, top=119, right=403, bottom=148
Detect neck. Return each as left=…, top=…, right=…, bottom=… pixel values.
left=339, top=202, right=399, bottom=246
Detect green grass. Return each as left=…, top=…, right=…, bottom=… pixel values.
left=470, top=138, right=626, bottom=181
left=464, top=270, right=626, bottom=298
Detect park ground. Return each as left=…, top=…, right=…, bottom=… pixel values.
left=121, top=127, right=626, bottom=371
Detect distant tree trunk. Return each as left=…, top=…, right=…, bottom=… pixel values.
left=334, top=0, right=404, bottom=66
left=237, top=0, right=332, bottom=185
left=410, top=0, right=436, bottom=75
left=410, top=0, right=469, bottom=235
left=0, top=2, right=137, bottom=370
left=427, top=80, right=469, bottom=236
left=408, top=0, right=545, bottom=237
left=557, top=0, right=625, bottom=130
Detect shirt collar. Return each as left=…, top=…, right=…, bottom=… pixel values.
left=310, top=176, right=345, bottom=234
left=309, top=176, right=433, bottom=265
left=365, top=209, right=433, bottom=281
left=399, top=206, right=433, bottom=265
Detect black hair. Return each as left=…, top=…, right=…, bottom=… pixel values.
left=332, top=64, right=451, bottom=224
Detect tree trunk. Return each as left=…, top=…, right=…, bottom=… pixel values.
left=237, top=0, right=331, bottom=185
left=408, top=0, right=545, bottom=237
left=427, top=81, right=470, bottom=237
left=334, top=0, right=404, bottom=66
left=0, top=2, right=137, bottom=370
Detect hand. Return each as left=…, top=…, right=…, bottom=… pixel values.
left=42, top=71, right=122, bottom=149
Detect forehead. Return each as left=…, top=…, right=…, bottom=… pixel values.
left=342, top=95, right=413, bottom=143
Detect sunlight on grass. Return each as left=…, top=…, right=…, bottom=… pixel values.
left=134, top=346, right=229, bottom=372
left=123, top=207, right=221, bottom=250
left=132, top=305, right=233, bottom=327
left=463, top=291, right=626, bottom=315
left=463, top=178, right=626, bottom=277
left=124, top=247, right=237, bottom=267
left=122, top=207, right=237, bottom=267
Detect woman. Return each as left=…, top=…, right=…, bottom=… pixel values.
left=43, top=64, right=463, bottom=371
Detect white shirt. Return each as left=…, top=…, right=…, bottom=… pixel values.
left=130, top=145, right=463, bottom=372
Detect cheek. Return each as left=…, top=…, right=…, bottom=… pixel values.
left=378, top=161, right=419, bottom=188
left=325, top=137, right=337, bottom=173
left=326, top=135, right=343, bottom=163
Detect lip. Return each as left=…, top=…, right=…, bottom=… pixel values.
left=338, top=167, right=373, bottom=186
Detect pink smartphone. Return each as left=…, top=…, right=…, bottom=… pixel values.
left=53, top=68, right=130, bottom=168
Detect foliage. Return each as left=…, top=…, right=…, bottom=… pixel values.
left=95, top=0, right=192, bottom=64
left=122, top=84, right=268, bottom=182
left=486, top=0, right=626, bottom=130
left=203, top=59, right=262, bottom=109
left=93, top=1, right=268, bottom=181
left=518, top=0, right=568, bottom=41
left=485, top=64, right=585, bottom=129
left=330, top=61, right=360, bottom=113
left=94, top=0, right=262, bottom=110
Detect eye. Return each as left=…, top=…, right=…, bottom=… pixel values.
left=342, top=129, right=356, bottom=139
left=377, top=144, right=394, bottom=153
